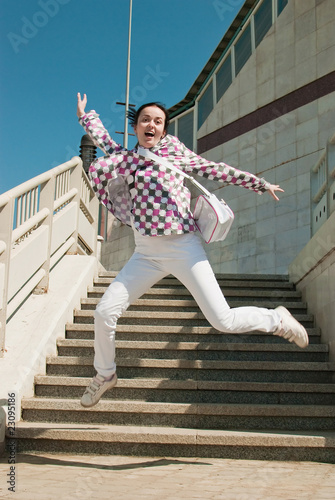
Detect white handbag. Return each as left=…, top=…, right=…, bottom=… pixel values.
left=138, top=147, right=234, bottom=244
left=193, top=193, right=234, bottom=243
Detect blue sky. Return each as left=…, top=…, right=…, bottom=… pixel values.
left=0, top=0, right=243, bottom=194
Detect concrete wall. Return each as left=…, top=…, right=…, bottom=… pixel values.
left=196, top=0, right=335, bottom=275
left=289, top=211, right=335, bottom=361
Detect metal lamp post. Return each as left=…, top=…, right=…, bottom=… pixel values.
left=96, top=0, right=134, bottom=239
left=124, top=0, right=133, bottom=149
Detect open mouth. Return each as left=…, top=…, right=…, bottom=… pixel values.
left=145, top=132, right=155, bottom=137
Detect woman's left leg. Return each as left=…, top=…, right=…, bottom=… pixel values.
left=169, top=234, right=308, bottom=346
left=171, top=238, right=281, bottom=334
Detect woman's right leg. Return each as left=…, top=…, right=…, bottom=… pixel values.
left=94, top=252, right=168, bottom=378
left=80, top=251, right=167, bottom=407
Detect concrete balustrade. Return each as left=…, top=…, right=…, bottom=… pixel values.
left=0, top=156, right=99, bottom=357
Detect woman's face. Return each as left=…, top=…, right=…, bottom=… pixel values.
left=134, top=105, right=166, bottom=148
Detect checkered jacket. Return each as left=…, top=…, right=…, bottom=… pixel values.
left=79, top=111, right=270, bottom=237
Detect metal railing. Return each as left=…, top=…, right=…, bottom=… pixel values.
left=311, top=133, right=335, bottom=236
left=0, top=156, right=99, bottom=356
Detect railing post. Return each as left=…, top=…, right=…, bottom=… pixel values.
left=90, top=194, right=100, bottom=257
left=80, top=135, right=100, bottom=245
left=67, top=158, right=82, bottom=254
left=33, top=175, right=55, bottom=294
left=0, top=195, right=14, bottom=355
left=96, top=234, right=104, bottom=261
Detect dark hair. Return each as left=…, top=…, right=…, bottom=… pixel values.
left=127, top=102, right=170, bottom=131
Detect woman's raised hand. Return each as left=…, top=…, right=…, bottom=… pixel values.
left=267, top=184, right=284, bottom=201
left=77, top=92, right=87, bottom=118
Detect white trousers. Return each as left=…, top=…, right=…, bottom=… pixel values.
left=94, top=231, right=281, bottom=378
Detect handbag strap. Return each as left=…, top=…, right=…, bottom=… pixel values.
left=137, top=146, right=211, bottom=197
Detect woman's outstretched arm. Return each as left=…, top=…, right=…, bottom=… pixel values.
left=77, top=92, right=121, bottom=155
left=174, top=137, right=283, bottom=199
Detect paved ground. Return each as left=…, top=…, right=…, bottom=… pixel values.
left=0, top=453, right=335, bottom=499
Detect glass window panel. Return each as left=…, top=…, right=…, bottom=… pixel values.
left=278, top=0, right=288, bottom=15
left=178, top=111, right=194, bottom=150
left=216, top=54, right=232, bottom=102
left=168, top=120, right=175, bottom=137
left=197, top=82, right=213, bottom=130
left=234, top=23, right=252, bottom=76
left=254, top=0, right=273, bottom=48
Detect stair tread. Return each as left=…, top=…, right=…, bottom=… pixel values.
left=12, top=421, right=335, bottom=447
left=94, top=276, right=293, bottom=289
left=21, top=398, right=335, bottom=416
left=65, top=323, right=321, bottom=336
left=98, top=272, right=290, bottom=281
left=88, top=287, right=301, bottom=297
left=82, top=297, right=306, bottom=306
left=34, top=376, right=335, bottom=393
left=66, top=322, right=320, bottom=332
left=93, top=282, right=296, bottom=292
left=46, top=355, right=335, bottom=370
left=73, top=310, right=314, bottom=321
left=57, top=338, right=328, bottom=352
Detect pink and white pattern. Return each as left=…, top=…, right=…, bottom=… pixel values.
left=79, top=111, right=270, bottom=236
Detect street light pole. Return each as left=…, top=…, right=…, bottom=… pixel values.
left=124, top=0, right=133, bottom=149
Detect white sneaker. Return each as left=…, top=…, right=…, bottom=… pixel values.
left=274, top=306, right=309, bottom=348
left=80, top=373, right=117, bottom=408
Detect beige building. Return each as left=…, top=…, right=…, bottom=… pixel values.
left=102, top=0, right=335, bottom=275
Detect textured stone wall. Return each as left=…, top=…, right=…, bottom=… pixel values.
left=101, top=0, right=335, bottom=274
left=197, top=0, right=335, bottom=274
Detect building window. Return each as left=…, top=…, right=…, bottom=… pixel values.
left=198, top=82, right=213, bottom=130
left=277, top=0, right=288, bottom=15
left=254, top=0, right=273, bottom=48
left=216, top=54, right=232, bottom=102
left=178, top=111, right=194, bottom=150
left=168, top=120, right=175, bottom=137
left=234, top=23, right=252, bottom=76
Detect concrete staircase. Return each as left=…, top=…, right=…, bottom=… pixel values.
left=13, top=272, right=335, bottom=462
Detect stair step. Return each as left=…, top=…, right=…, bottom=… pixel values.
left=88, top=287, right=302, bottom=299
left=56, top=339, right=328, bottom=362
left=34, top=376, right=335, bottom=393
left=65, top=322, right=322, bottom=343
left=34, top=376, right=335, bottom=405
left=20, top=398, right=335, bottom=431
left=10, top=422, right=335, bottom=462
left=45, top=356, right=335, bottom=383
left=21, top=398, right=335, bottom=417
left=46, top=356, right=335, bottom=371
left=82, top=297, right=307, bottom=311
left=72, top=309, right=315, bottom=327
left=94, top=274, right=293, bottom=290
left=99, top=271, right=290, bottom=280
left=58, top=339, right=327, bottom=351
